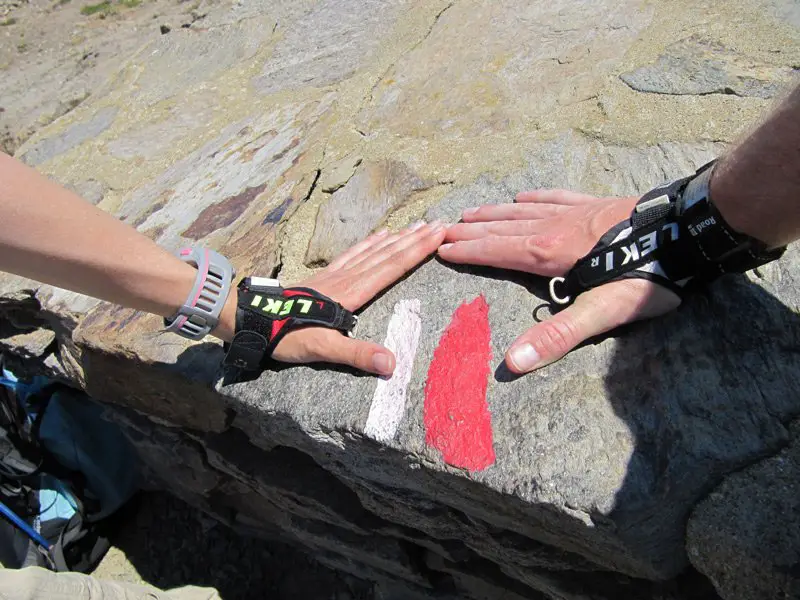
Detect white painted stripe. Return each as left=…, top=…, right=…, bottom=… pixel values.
left=364, top=299, right=422, bottom=443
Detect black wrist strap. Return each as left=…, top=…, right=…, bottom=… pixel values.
left=550, top=161, right=786, bottom=305
left=223, top=278, right=357, bottom=371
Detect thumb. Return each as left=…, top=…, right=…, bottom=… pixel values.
left=505, top=280, right=678, bottom=374
left=314, top=331, right=397, bottom=376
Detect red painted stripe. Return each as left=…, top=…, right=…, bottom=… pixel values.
left=424, top=296, right=495, bottom=472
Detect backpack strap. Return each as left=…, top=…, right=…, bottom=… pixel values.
left=49, top=508, right=114, bottom=572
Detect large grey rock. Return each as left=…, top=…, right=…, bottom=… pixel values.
left=222, top=132, right=800, bottom=590
left=306, top=160, right=430, bottom=266
left=3, top=0, right=799, bottom=597
left=686, top=419, right=800, bottom=600
left=253, top=0, right=405, bottom=95
left=19, top=107, right=117, bottom=166
left=620, top=37, right=796, bottom=98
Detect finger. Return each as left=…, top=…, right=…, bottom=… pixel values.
left=438, top=235, right=557, bottom=274
left=312, top=329, right=397, bottom=375
left=446, top=220, right=546, bottom=242
left=322, top=334, right=396, bottom=375
left=356, top=221, right=445, bottom=277
left=515, top=189, right=600, bottom=205
left=272, top=328, right=397, bottom=375
left=505, top=279, right=680, bottom=374
left=326, top=228, right=390, bottom=272
left=344, top=225, right=446, bottom=308
left=345, top=221, right=427, bottom=271
left=461, top=203, right=568, bottom=223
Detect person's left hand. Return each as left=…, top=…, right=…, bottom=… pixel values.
left=269, top=221, right=446, bottom=375
left=437, top=190, right=680, bottom=374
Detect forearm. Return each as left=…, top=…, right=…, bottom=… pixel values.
left=0, top=153, right=235, bottom=340
left=711, top=83, right=800, bottom=248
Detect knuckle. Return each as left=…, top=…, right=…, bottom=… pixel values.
left=534, top=317, right=578, bottom=358
left=524, top=235, right=553, bottom=261
left=523, top=233, right=572, bottom=274
left=465, top=207, right=484, bottom=221
left=350, top=343, right=372, bottom=368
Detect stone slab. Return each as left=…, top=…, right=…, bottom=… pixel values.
left=306, top=160, right=429, bottom=266
left=223, top=132, right=800, bottom=582
left=620, top=36, right=797, bottom=98
left=320, top=154, right=362, bottom=194
left=687, top=419, right=800, bottom=600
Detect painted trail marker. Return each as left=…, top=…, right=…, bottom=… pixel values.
left=364, top=299, right=422, bottom=443
left=424, top=296, right=495, bottom=472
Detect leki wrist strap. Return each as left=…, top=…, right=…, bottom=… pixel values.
left=223, top=277, right=357, bottom=371
left=549, top=161, right=786, bottom=305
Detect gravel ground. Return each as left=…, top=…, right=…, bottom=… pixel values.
left=92, top=492, right=376, bottom=600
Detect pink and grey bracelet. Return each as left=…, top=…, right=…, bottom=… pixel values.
left=164, top=247, right=235, bottom=341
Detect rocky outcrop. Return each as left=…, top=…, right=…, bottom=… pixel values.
left=687, top=419, right=800, bottom=600
left=306, top=160, right=430, bottom=266
left=2, top=0, right=800, bottom=599
left=620, top=37, right=796, bottom=98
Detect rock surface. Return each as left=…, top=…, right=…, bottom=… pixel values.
left=320, top=154, right=363, bottom=194
left=306, top=160, right=430, bottom=266
left=620, top=36, right=797, bottom=98
left=686, top=419, right=800, bottom=600
left=2, top=0, right=800, bottom=599
left=0, top=0, right=222, bottom=155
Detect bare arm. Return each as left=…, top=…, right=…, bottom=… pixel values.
left=0, top=153, right=227, bottom=335
left=712, top=84, right=800, bottom=248
left=0, top=152, right=446, bottom=375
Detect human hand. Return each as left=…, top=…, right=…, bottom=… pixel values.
left=271, top=221, right=446, bottom=376
left=438, top=190, right=681, bottom=374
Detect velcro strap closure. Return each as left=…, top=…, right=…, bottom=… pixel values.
left=224, top=330, right=269, bottom=371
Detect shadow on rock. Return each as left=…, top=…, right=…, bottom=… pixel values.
left=604, top=271, right=800, bottom=591
left=107, top=491, right=375, bottom=600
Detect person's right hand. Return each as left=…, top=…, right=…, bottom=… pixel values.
left=438, top=190, right=682, bottom=375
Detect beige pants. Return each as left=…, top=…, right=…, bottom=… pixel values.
left=0, top=567, right=221, bottom=600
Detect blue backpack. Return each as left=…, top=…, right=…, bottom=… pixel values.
left=0, top=368, right=138, bottom=571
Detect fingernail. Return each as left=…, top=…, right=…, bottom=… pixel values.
left=438, top=243, right=453, bottom=252
left=430, top=220, right=445, bottom=231
left=373, top=353, right=393, bottom=375
left=463, top=207, right=479, bottom=217
left=508, top=343, right=540, bottom=372
left=374, top=228, right=389, bottom=237
left=408, top=220, right=426, bottom=231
